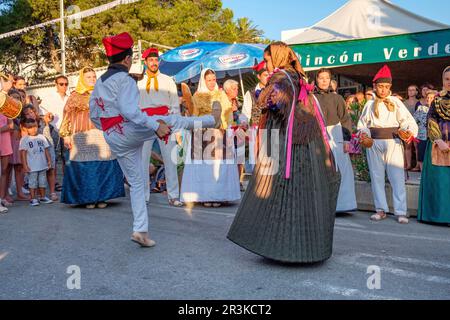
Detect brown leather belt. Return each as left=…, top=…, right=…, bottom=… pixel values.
left=369, top=127, right=399, bottom=139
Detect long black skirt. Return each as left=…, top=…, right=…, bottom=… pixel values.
left=227, top=131, right=340, bottom=263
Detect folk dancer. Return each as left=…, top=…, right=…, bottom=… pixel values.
left=89, top=33, right=221, bottom=247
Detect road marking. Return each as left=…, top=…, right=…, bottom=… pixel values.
left=0, top=251, right=9, bottom=262
left=337, top=253, right=450, bottom=285
left=357, top=253, right=450, bottom=270
left=302, top=280, right=399, bottom=300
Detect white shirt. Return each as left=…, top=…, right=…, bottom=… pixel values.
left=41, top=89, right=69, bottom=131
left=89, top=64, right=160, bottom=132
left=19, top=134, right=50, bottom=172
left=242, top=83, right=263, bottom=123
left=357, top=95, right=419, bottom=138
left=137, top=71, right=180, bottom=114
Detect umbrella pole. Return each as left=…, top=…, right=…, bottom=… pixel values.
left=238, top=68, right=245, bottom=98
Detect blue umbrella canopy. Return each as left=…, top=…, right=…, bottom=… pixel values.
left=158, top=41, right=229, bottom=76
left=173, top=43, right=265, bottom=83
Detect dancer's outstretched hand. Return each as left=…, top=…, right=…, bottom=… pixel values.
left=156, top=120, right=171, bottom=139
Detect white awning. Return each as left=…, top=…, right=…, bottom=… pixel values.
left=283, top=0, right=449, bottom=44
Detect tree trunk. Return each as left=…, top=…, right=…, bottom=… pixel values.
left=47, top=27, right=62, bottom=74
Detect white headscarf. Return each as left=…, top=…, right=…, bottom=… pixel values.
left=197, top=68, right=218, bottom=93
left=441, top=66, right=450, bottom=96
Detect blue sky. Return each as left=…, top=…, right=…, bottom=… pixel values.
left=222, top=0, right=450, bottom=40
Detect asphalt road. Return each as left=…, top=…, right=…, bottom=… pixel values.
left=0, top=192, right=449, bottom=300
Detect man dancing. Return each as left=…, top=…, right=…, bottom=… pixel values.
left=89, top=32, right=221, bottom=247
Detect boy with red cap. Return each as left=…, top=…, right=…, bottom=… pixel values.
left=357, top=65, right=418, bottom=224
left=138, top=47, right=183, bottom=207
left=89, top=32, right=221, bottom=247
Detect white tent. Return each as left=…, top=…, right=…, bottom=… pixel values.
left=283, top=0, right=448, bottom=44
left=283, top=0, right=450, bottom=90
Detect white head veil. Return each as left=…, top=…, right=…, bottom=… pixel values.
left=197, top=68, right=218, bottom=93
left=441, top=66, right=450, bottom=96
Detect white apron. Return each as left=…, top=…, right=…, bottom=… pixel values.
left=327, top=123, right=357, bottom=212
left=180, top=129, right=241, bottom=203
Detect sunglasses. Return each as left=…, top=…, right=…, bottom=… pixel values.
left=57, top=83, right=69, bottom=87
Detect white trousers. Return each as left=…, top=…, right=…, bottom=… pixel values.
left=142, top=135, right=180, bottom=202
left=327, top=124, right=357, bottom=212
left=103, top=115, right=215, bottom=232
left=366, top=139, right=407, bottom=216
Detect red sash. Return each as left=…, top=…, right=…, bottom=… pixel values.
left=141, top=106, right=169, bottom=116
left=100, top=106, right=169, bottom=132
left=100, top=115, right=125, bottom=132
left=141, top=106, right=171, bottom=143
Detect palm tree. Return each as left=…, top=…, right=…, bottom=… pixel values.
left=236, top=17, right=265, bottom=43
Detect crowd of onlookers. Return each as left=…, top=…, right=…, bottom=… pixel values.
left=0, top=65, right=447, bottom=224
left=0, top=73, right=70, bottom=212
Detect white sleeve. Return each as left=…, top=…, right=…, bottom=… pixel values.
left=118, top=77, right=160, bottom=131
left=357, top=101, right=372, bottom=137
left=242, top=91, right=252, bottom=122
left=19, top=137, right=27, bottom=151
left=168, top=78, right=180, bottom=115
left=395, top=98, right=419, bottom=137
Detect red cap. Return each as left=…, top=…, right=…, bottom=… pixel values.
left=142, top=47, right=159, bottom=59
left=102, top=32, right=134, bottom=57
left=373, top=65, right=392, bottom=84
left=252, top=61, right=266, bottom=74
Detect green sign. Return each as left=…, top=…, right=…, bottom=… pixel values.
left=291, top=28, right=450, bottom=68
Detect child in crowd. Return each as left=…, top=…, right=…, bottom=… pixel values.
left=413, top=90, right=436, bottom=171
left=149, top=151, right=166, bottom=194
left=19, top=118, right=53, bottom=206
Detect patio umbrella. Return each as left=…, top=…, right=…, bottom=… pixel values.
left=158, top=41, right=229, bottom=76
left=173, top=43, right=265, bottom=96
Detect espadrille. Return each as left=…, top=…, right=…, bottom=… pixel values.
left=131, top=232, right=156, bottom=248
